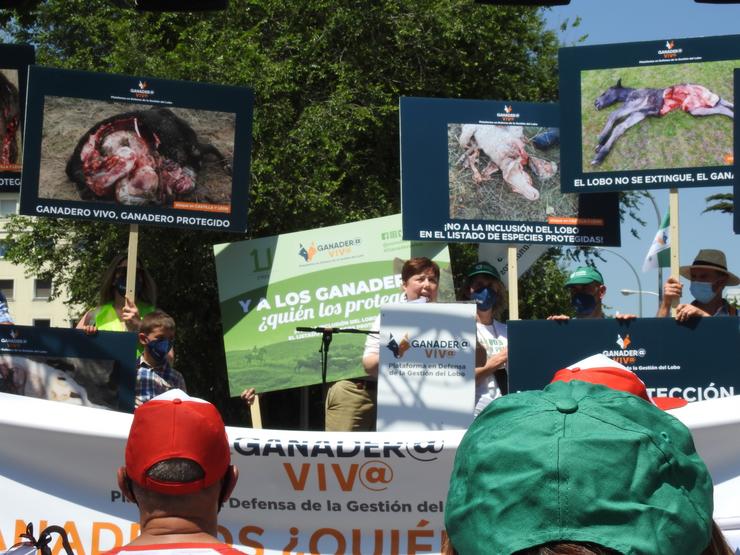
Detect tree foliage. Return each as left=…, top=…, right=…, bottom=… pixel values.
left=4, top=1, right=586, bottom=424
left=703, top=192, right=734, bottom=214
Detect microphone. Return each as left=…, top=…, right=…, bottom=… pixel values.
left=295, top=326, right=340, bottom=333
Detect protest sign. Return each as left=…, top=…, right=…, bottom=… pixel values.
left=0, top=325, right=137, bottom=411
left=376, top=302, right=476, bottom=431
left=213, top=214, right=452, bottom=395
left=560, top=34, right=739, bottom=193
left=0, top=44, right=34, bottom=192
left=400, top=96, right=621, bottom=247
left=20, top=67, right=253, bottom=231
left=478, top=242, right=548, bottom=280
left=2, top=391, right=739, bottom=554
left=734, top=69, right=740, bottom=235
left=507, top=317, right=740, bottom=404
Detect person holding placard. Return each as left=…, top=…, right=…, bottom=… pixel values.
left=548, top=266, right=636, bottom=321
left=76, top=253, right=157, bottom=356
left=658, top=249, right=738, bottom=321
left=462, top=262, right=508, bottom=417
left=324, top=257, right=440, bottom=431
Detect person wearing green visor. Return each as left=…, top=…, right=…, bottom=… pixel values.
left=548, top=266, right=635, bottom=321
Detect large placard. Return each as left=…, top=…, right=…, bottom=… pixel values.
left=560, top=34, right=739, bottom=193
left=20, top=67, right=253, bottom=231
left=734, top=69, right=740, bottom=235
left=0, top=325, right=137, bottom=411
left=376, top=303, right=476, bottom=431
left=213, top=214, right=452, bottom=395
left=400, top=96, right=621, bottom=247
left=0, top=44, right=34, bottom=192
left=507, top=317, right=739, bottom=404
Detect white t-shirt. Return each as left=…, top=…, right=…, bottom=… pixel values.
left=474, top=320, right=508, bottom=415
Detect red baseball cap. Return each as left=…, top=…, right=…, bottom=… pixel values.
left=125, top=389, right=231, bottom=495
left=551, top=354, right=688, bottom=410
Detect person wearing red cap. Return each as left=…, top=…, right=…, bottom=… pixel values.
left=108, top=389, right=240, bottom=555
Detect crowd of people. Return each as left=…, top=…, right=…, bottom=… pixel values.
left=4, top=248, right=735, bottom=554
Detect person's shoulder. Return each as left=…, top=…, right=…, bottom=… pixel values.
left=102, top=543, right=244, bottom=555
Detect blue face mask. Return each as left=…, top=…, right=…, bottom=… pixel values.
left=114, top=276, right=127, bottom=298
left=690, top=281, right=717, bottom=304
left=146, top=338, right=172, bottom=365
left=472, top=287, right=496, bottom=311
left=572, top=292, right=597, bottom=316
left=114, top=273, right=144, bottom=298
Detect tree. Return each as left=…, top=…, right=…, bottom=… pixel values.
left=4, top=1, right=579, bottom=424
left=703, top=193, right=734, bottom=214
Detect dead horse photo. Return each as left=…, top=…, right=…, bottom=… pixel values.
left=591, top=79, right=734, bottom=165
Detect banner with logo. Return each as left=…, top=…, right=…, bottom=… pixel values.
left=19, top=67, right=253, bottom=232
left=507, top=317, right=740, bottom=404
left=213, top=214, right=452, bottom=395
left=559, top=34, right=739, bottom=193
left=0, top=325, right=137, bottom=411
left=1, top=391, right=739, bottom=554
left=0, top=44, right=34, bottom=192
left=376, top=303, right=476, bottom=431
left=400, top=96, right=621, bottom=247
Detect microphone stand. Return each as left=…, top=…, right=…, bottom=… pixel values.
left=294, top=326, right=379, bottom=422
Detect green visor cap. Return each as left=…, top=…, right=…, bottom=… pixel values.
left=444, top=381, right=713, bottom=555
left=467, top=261, right=500, bottom=281
left=565, top=265, right=604, bottom=286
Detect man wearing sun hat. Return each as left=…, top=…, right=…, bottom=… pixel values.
left=658, top=248, right=739, bottom=321
left=444, top=376, right=715, bottom=554
left=108, top=389, right=241, bottom=555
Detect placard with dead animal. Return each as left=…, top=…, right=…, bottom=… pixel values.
left=400, top=96, right=621, bottom=247
left=20, top=67, right=253, bottom=231
left=0, top=44, right=34, bottom=192
left=560, top=33, right=740, bottom=194
left=0, top=325, right=137, bottom=412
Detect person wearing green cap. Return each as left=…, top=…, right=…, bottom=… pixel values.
left=548, top=265, right=635, bottom=320
left=444, top=379, right=719, bottom=555
left=463, top=261, right=509, bottom=416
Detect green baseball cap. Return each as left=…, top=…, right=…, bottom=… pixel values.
left=444, top=380, right=713, bottom=555
left=467, top=261, right=501, bottom=281
left=565, top=265, right=604, bottom=286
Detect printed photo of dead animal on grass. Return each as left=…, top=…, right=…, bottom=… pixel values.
left=38, top=97, right=236, bottom=207
left=582, top=60, right=737, bottom=173
left=0, top=68, right=22, bottom=172
left=448, top=123, right=572, bottom=222
left=0, top=354, right=124, bottom=410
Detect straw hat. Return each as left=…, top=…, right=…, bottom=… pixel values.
left=679, top=249, right=739, bottom=286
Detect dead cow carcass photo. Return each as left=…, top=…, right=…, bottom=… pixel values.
left=65, top=107, right=231, bottom=206
left=0, top=71, right=20, bottom=169
left=449, top=122, right=563, bottom=222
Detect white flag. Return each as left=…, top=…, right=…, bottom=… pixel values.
left=642, top=211, right=670, bottom=272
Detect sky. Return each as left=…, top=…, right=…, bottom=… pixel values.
left=542, top=0, right=740, bottom=317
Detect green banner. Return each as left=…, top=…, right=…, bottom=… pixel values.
left=214, top=214, right=451, bottom=394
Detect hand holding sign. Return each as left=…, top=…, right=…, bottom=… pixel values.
left=121, top=296, right=141, bottom=332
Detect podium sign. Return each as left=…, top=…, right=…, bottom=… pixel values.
left=377, top=303, right=476, bottom=431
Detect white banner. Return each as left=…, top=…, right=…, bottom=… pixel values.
left=376, top=303, right=476, bottom=431
left=1, top=392, right=738, bottom=554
